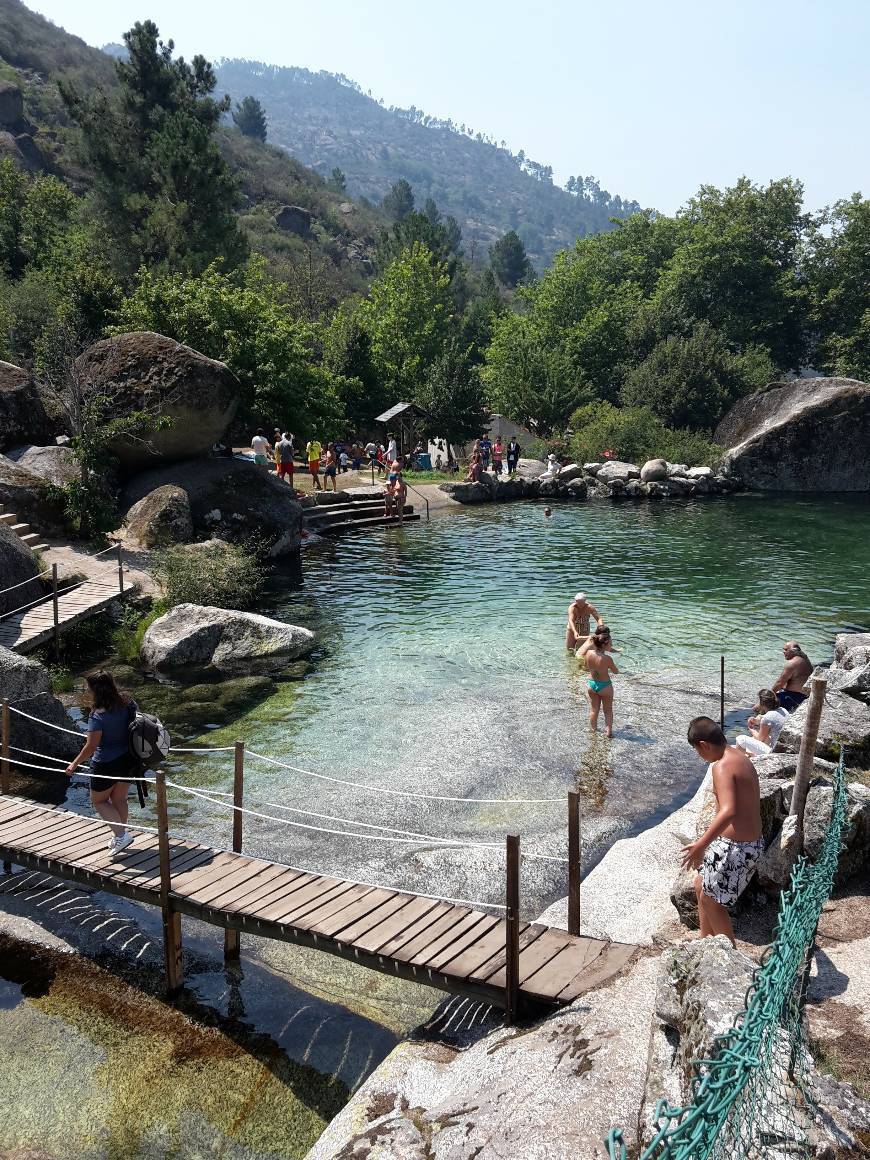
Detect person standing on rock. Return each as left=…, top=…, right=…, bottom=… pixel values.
left=64, top=671, right=139, bottom=856
left=306, top=436, right=323, bottom=490
left=681, top=717, right=763, bottom=947
left=565, top=592, right=604, bottom=650
left=251, top=428, right=272, bottom=467
left=736, top=689, right=789, bottom=757
left=492, top=438, right=504, bottom=476
left=506, top=438, right=521, bottom=476
left=275, top=432, right=295, bottom=485
left=772, top=641, right=812, bottom=710
left=323, top=443, right=338, bottom=492
left=479, top=434, right=492, bottom=471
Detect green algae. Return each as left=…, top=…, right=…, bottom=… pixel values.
left=0, top=936, right=346, bottom=1159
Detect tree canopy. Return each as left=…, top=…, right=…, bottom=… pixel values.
left=232, top=95, right=267, bottom=140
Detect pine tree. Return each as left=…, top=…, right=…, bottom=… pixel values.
left=232, top=95, right=267, bottom=141
left=382, top=178, right=415, bottom=220
left=489, top=230, right=533, bottom=288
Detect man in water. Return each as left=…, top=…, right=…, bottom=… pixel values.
left=772, top=641, right=812, bottom=711
left=544, top=507, right=553, bottom=519
left=681, top=717, right=763, bottom=946
left=565, top=592, right=604, bottom=650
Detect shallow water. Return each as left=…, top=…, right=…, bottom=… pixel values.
left=6, top=493, right=870, bottom=1157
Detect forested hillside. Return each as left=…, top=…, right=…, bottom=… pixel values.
left=214, top=59, right=643, bottom=269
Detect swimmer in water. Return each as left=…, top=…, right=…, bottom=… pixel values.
left=544, top=507, right=553, bottom=518
left=579, top=626, right=618, bottom=737
left=565, top=592, right=604, bottom=651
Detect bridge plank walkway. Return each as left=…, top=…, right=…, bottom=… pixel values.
left=0, top=795, right=637, bottom=1009
left=0, top=579, right=124, bottom=654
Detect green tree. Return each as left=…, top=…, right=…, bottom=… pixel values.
left=376, top=210, right=466, bottom=302
left=620, top=321, right=774, bottom=429
left=418, top=338, right=488, bottom=445
left=381, top=178, right=415, bottom=220
left=322, top=300, right=388, bottom=428
left=806, top=195, right=870, bottom=377
left=489, top=230, right=533, bottom=288
left=569, top=402, right=720, bottom=468
left=232, top=95, right=267, bottom=141
left=59, top=20, right=247, bottom=275
left=328, top=167, right=347, bottom=192
left=422, top=197, right=441, bottom=225
left=359, top=243, right=453, bottom=400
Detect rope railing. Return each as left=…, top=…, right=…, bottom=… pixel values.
left=605, top=750, right=848, bottom=1160
left=0, top=567, right=53, bottom=595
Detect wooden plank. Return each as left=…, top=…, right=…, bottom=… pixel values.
left=32, top=818, right=107, bottom=857
left=249, top=875, right=341, bottom=922
left=97, top=836, right=162, bottom=879
left=263, top=879, right=367, bottom=928
left=206, top=862, right=294, bottom=912
left=1, top=813, right=82, bottom=849
left=447, top=922, right=544, bottom=982
left=158, top=850, right=237, bottom=891
left=476, top=925, right=550, bottom=986
left=554, top=942, right=638, bottom=1002
left=46, top=830, right=119, bottom=867
left=520, top=940, right=605, bottom=1001
left=423, top=914, right=503, bottom=973
left=185, top=859, right=270, bottom=906
left=337, top=894, right=434, bottom=950
left=218, top=865, right=310, bottom=914
left=0, top=808, right=60, bottom=840
left=488, top=929, right=575, bottom=990
left=353, top=895, right=444, bottom=955
left=378, top=902, right=470, bottom=961
left=392, top=908, right=484, bottom=967
left=304, top=888, right=400, bottom=939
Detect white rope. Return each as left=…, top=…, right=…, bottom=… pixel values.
left=170, top=747, right=237, bottom=754
left=8, top=744, right=69, bottom=765
left=165, top=779, right=504, bottom=849
left=6, top=757, right=86, bottom=775
left=0, top=580, right=85, bottom=620
left=0, top=568, right=52, bottom=595
left=247, top=751, right=565, bottom=804
left=8, top=706, right=84, bottom=737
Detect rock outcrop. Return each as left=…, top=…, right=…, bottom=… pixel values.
left=0, top=458, right=67, bottom=533
left=11, top=444, right=78, bottom=488
left=122, top=458, right=304, bottom=556
left=778, top=688, right=870, bottom=763
left=0, top=523, right=42, bottom=616
left=123, top=485, right=193, bottom=549
left=0, top=362, right=57, bottom=451
left=716, top=377, right=870, bottom=491
left=274, top=205, right=312, bottom=235
left=0, top=646, right=79, bottom=765
left=141, top=603, right=315, bottom=675
left=75, top=333, right=239, bottom=472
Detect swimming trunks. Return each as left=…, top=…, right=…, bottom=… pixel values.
left=700, top=835, right=764, bottom=907
left=587, top=678, right=612, bottom=693
left=777, top=690, right=807, bottom=712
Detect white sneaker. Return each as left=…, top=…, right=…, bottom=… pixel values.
left=112, top=832, right=134, bottom=856
left=107, top=835, right=117, bottom=853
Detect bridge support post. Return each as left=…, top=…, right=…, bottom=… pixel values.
left=117, top=544, right=125, bottom=594
left=51, top=565, right=59, bottom=659
left=567, top=791, right=582, bottom=937
left=224, top=740, right=245, bottom=962
left=155, top=768, right=183, bottom=995
left=505, top=833, right=520, bottom=1024
left=1, top=699, right=10, bottom=873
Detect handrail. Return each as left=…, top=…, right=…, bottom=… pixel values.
left=403, top=480, right=430, bottom=522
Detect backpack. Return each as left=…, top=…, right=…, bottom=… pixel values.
left=128, top=711, right=171, bottom=808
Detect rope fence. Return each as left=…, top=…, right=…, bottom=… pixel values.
left=605, top=750, right=848, bottom=1160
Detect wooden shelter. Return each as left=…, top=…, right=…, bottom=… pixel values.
left=374, top=402, right=429, bottom=456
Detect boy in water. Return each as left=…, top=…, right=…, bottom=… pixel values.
left=681, top=717, right=763, bottom=946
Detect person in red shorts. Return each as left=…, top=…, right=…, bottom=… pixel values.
left=275, top=432, right=295, bottom=484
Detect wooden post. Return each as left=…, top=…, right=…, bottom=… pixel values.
left=1, top=699, right=10, bottom=873
left=567, top=791, right=582, bottom=937
left=505, top=834, right=520, bottom=1024
left=51, top=564, right=59, bottom=658
left=789, top=675, right=827, bottom=844
left=224, top=741, right=244, bottom=961
left=155, top=768, right=183, bottom=995
left=117, top=544, right=125, bottom=593
left=720, top=655, right=725, bottom=733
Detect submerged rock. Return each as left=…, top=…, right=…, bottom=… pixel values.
left=141, top=603, right=315, bottom=675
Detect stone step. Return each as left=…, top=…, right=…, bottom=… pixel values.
left=19, top=533, right=40, bottom=547
left=315, top=513, right=421, bottom=535
left=305, top=502, right=413, bottom=524
left=0, top=512, right=18, bottom=526
left=10, top=522, right=31, bottom=537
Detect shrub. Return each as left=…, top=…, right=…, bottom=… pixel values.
left=152, top=542, right=266, bottom=610
left=569, top=403, right=722, bottom=468
left=112, top=602, right=167, bottom=664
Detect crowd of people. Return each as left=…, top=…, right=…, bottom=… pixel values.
left=464, top=435, right=523, bottom=482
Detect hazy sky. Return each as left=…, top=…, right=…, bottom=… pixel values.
left=28, top=0, right=870, bottom=213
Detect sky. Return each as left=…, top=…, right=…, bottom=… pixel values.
left=27, top=0, right=870, bottom=214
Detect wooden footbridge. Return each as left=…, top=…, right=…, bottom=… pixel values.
left=0, top=546, right=129, bottom=655
left=0, top=711, right=637, bottom=1020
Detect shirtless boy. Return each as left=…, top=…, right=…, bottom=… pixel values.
left=772, top=641, right=813, bottom=711
left=578, top=626, right=618, bottom=737
left=681, top=717, right=763, bottom=946
left=565, top=592, right=604, bottom=650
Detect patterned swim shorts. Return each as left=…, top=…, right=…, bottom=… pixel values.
left=700, top=836, right=765, bottom=907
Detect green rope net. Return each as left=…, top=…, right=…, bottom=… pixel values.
left=606, top=752, right=847, bottom=1160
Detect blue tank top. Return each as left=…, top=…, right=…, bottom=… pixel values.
left=87, top=700, right=136, bottom=765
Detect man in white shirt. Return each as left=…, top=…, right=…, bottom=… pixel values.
left=251, top=429, right=271, bottom=467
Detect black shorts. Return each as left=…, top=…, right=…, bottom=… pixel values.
left=90, top=753, right=137, bottom=794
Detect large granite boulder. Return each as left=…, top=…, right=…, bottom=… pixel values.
left=597, top=460, right=640, bottom=483
left=716, top=378, right=870, bottom=490
left=122, top=458, right=304, bottom=556
left=0, top=458, right=68, bottom=534
left=0, top=82, right=24, bottom=129
left=0, top=646, right=79, bottom=765
left=141, top=603, right=315, bottom=675
left=640, top=458, right=668, bottom=482
left=0, top=362, right=57, bottom=451
left=778, top=689, right=870, bottom=763
left=438, top=480, right=493, bottom=504
left=12, top=444, right=78, bottom=488
left=75, top=332, right=239, bottom=472
left=0, top=523, right=42, bottom=616
left=123, top=485, right=193, bottom=549
left=514, top=457, right=548, bottom=480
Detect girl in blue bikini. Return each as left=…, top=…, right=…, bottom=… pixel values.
left=577, top=626, right=618, bottom=737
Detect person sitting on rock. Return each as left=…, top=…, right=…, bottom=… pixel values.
left=565, top=592, right=604, bottom=651
left=681, top=717, right=763, bottom=947
left=735, top=689, right=789, bottom=757
left=544, top=453, right=560, bottom=478
left=772, top=641, right=812, bottom=710
left=465, top=452, right=482, bottom=483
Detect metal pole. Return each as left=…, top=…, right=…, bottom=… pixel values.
left=720, top=655, right=725, bottom=733
left=52, top=564, right=59, bottom=658
left=224, top=741, right=244, bottom=961
left=505, top=834, right=520, bottom=1024
left=117, top=544, right=125, bottom=593
left=1, top=700, right=9, bottom=873
left=789, top=675, right=827, bottom=846
left=567, top=791, right=582, bottom=937
left=155, top=768, right=183, bottom=995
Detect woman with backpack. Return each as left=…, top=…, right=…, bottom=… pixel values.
left=65, top=670, right=139, bottom=855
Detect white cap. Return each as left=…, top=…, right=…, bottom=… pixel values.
left=574, top=592, right=586, bottom=602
